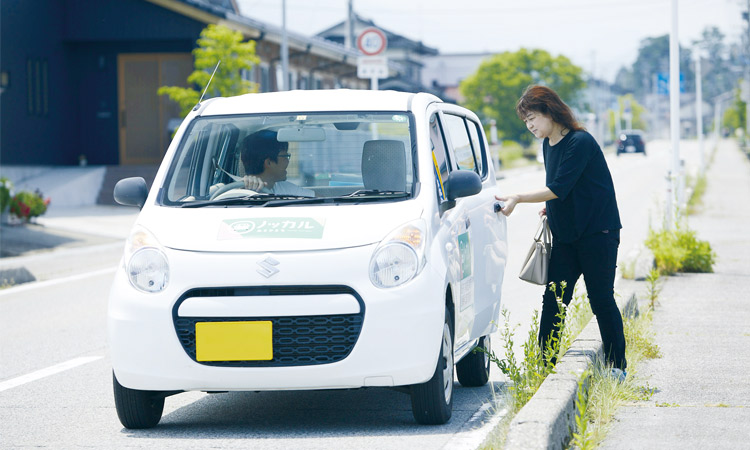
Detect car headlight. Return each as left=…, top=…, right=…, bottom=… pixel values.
left=369, top=220, right=427, bottom=288
left=123, top=226, right=169, bottom=293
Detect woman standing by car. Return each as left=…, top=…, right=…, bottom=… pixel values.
left=496, top=85, right=627, bottom=379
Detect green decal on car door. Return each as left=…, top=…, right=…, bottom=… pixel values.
left=458, top=231, right=474, bottom=311
left=458, top=232, right=471, bottom=279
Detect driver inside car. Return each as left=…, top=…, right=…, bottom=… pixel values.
left=240, top=130, right=314, bottom=197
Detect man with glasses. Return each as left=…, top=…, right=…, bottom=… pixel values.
left=240, top=130, right=314, bottom=197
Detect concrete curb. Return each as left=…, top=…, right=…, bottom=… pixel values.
left=502, top=279, right=640, bottom=450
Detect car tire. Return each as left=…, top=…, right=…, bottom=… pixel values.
left=113, top=372, right=165, bottom=429
left=456, top=335, right=491, bottom=387
left=410, top=307, right=454, bottom=425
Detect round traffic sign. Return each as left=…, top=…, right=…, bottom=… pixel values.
left=357, top=27, right=387, bottom=56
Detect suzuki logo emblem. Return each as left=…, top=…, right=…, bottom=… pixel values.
left=256, top=256, right=280, bottom=278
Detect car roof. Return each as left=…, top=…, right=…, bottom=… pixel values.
left=199, top=89, right=443, bottom=116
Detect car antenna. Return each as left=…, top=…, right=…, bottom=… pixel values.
left=193, top=60, right=221, bottom=111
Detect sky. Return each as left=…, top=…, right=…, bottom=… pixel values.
left=236, top=0, right=747, bottom=82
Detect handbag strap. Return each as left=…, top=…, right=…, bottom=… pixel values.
left=534, top=216, right=551, bottom=244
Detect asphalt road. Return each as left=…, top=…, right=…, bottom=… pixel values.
left=0, top=139, right=703, bottom=449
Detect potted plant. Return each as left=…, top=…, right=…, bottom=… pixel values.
left=9, top=189, right=50, bottom=223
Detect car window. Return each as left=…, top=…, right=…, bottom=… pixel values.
left=161, top=112, right=415, bottom=205
left=442, top=114, right=477, bottom=174
left=429, top=113, right=451, bottom=203
left=465, top=119, right=486, bottom=179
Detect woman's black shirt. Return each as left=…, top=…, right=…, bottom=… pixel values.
left=543, top=130, right=621, bottom=243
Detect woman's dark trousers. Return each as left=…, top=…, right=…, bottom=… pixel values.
left=539, top=229, right=627, bottom=370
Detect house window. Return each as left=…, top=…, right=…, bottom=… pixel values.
left=26, top=58, right=48, bottom=116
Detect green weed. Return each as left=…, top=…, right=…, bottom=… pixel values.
left=645, top=269, right=661, bottom=310
left=645, top=223, right=715, bottom=275
left=568, top=309, right=660, bottom=448
left=687, top=173, right=707, bottom=214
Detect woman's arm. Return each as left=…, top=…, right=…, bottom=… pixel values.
left=495, top=187, right=558, bottom=217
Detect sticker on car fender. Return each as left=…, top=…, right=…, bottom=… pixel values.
left=218, top=217, right=326, bottom=240
left=458, top=232, right=474, bottom=311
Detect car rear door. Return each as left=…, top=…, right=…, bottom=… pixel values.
left=438, top=105, right=506, bottom=340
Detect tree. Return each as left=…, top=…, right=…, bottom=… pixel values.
left=607, top=94, right=648, bottom=139
left=613, top=35, right=694, bottom=98
left=723, top=80, right=746, bottom=134
left=158, top=24, right=260, bottom=118
left=693, top=26, right=739, bottom=101
left=459, top=48, right=585, bottom=144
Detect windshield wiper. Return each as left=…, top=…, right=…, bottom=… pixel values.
left=181, top=194, right=310, bottom=208
left=339, top=189, right=410, bottom=198
left=180, top=190, right=410, bottom=208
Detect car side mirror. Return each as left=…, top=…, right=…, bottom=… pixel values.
left=445, top=170, right=482, bottom=201
left=114, top=177, right=148, bottom=209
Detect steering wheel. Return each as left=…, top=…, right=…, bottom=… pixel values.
left=209, top=181, right=259, bottom=201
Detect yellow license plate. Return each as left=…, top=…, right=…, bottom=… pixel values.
left=195, top=321, right=273, bottom=361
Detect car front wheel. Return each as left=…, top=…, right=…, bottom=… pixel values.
left=410, top=307, right=454, bottom=425
left=113, top=372, right=165, bottom=429
left=456, top=335, right=491, bottom=387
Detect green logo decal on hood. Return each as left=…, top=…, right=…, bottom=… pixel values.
left=219, top=217, right=325, bottom=240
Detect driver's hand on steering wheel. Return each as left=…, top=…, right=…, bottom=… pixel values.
left=243, top=175, right=267, bottom=191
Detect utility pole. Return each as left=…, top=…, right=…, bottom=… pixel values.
left=344, top=0, right=355, bottom=49
left=745, top=0, right=750, bottom=138
left=667, top=0, right=681, bottom=229
left=695, top=53, right=704, bottom=174
left=281, top=0, right=289, bottom=91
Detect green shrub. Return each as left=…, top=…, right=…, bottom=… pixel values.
left=675, top=228, right=715, bottom=272
left=0, top=177, right=12, bottom=213
left=645, top=224, right=714, bottom=275
left=9, top=190, right=50, bottom=221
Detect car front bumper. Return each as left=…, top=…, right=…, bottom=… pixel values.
left=108, top=244, right=447, bottom=392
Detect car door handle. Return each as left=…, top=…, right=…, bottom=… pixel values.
left=494, top=203, right=503, bottom=213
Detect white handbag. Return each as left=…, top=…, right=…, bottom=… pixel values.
left=519, top=216, right=551, bottom=285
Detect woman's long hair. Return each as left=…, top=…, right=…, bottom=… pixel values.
left=516, top=85, right=584, bottom=132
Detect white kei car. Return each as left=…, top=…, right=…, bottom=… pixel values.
left=109, top=89, right=508, bottom=428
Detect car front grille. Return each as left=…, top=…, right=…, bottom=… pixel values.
left=172, top=286, right=365, bottom=367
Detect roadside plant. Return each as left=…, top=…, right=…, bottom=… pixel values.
left=9, top=189, right=50, bottom=222
left=687, top=173, right=707, bottom=214
left=0, top=177, right=12, bottom=213
left=486, top=281, right=589, bottom=412
left=645, top=268, right=661, bottom=310
left=645, top=223, right=715, bottom=275
left=487, top=308, right=556, bottom=409
left=570, top=308, right=660, bottom=448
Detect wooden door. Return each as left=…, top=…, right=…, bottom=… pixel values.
left=118, top=53, right=192, bottom=165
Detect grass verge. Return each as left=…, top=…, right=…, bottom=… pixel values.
left=569, top=305, right=661, bottom=449
left=478, top=284, right=593, bottom=449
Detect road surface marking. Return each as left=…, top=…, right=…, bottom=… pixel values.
left=0, top=356, right=103, bottom=392
left=0, top=267, right=116, bottom=297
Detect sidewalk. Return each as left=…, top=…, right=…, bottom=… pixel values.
left=600, top=140, right=750, bottom=448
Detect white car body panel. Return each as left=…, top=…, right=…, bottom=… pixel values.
left=108, top=90, right=507, bottom=395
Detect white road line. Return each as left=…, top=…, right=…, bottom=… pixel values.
left=0, top=267, right=116, bottom=297
left=0, top=356, right=103, bottom=392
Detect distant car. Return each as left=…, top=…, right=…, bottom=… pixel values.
left=616, top=130, right=646, bottom=156
left=108, top=89, right=508, bottom=428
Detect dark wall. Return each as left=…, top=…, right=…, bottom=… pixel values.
left=1, top=0, right=70, bottom=165
left=1, top=0, right=204, bottom=166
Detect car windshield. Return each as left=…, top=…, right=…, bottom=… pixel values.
left=160, top=112, right=416, bottom=206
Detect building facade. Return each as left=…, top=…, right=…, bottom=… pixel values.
left=0, top=0, right=366, bottom=167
